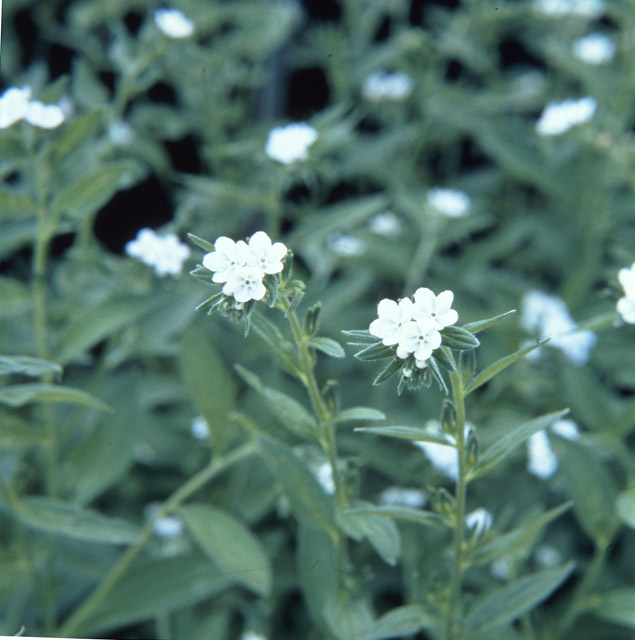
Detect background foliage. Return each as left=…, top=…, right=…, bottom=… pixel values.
left=1, top=0, right=634, bottom=638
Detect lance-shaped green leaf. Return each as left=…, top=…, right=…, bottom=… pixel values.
left=467, top=502, right=571, bottom=566
left=589, top=588, right=635, bottom=629
left=306, top=336, right=346, bottom=358
left=0, top=383, right=112, bottom=411
left=51, top=109, right=101, bottom=162
left=354, top=341, right=395, bottom=361
left=363, top=605, right=434, bottom=640
left=468, top=409, right=568, bottom=480
left=0, top=412, right=43, bottom=449
left=345, top=505, right=445, bottom=529
left=250, top=312, right=300, bottom=377
left=14, top=496, right=140, bottom=545
left=0, top=355, right=62, bottom=378
left=342, top=329, right=377, bottom=344
left=616, top=487, right=635, bottom=530
left=373, top=357, right=404, bottom=385
left=335, top=407, right=386, bottom=423
left=462, top=310, right=516, bottom=334
left=0, top=190, right=38, bottom=218
left=433, top=346, right=456, bottom=371
left=187, top=233, right=216, bottom=253
left=464, top=339, right=548, bottom=395
left=179, top=503, right=271, bottom=597
left=356, top=424, right=453, bottom=446
left=440, top=326, right=480, bottom=350
left=464, top=562, right=575, bottom=633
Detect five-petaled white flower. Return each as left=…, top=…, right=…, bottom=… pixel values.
left=126, top=228, right=191, bottom=277
left=427, top=188, right=471, bottom=218
left=617, top=261, right=635, bottom=324
left=246, top=231, right=287, bottom=276
left=369, top=298, right=414, bottom=346
left=202, top=237, right=249, bottom=283
left=535, top=97, right=597, bottom=136
left=265, top=122, right=318, bottom=164
left=412, top=288, right=459, bottom=331
left=154, top=8, right=195, bottom=38
left=396, top=318, right=442, bottom=361
left=223, top=265, right=267, bottom=303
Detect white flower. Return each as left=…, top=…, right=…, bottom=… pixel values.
left=535, top=545, right=562, bottom=567
left=412, top=288, right=459, bottom=331
left=466, top=508, right=493, bottom=536
left=536, top=97, right=597, bottom=136
left=573, top=33, right=616, bottom=65
left=617, top=261, right=635, bottom=324
left=413, top=420, right=459, bottom=480
left=108, top=120, right=134, bottom=146
left=533, top=0, right=603, bottom=17
left=246, top=231, right=287, bottom=275
left=154, top=8, right=194, bottom=38
left=491, top=557, right=512, bottom=580
left=241, top=632, right=268, bottom=640
left=126, top=228, right=191, bottom=276
left=153, top=515, right=184, bottom=538
left=25, top=101, right=65, bottom=129
left=369, top=298, right=415, bottom=346
left=223, top=265, right=266, bottom=303
left=396, top=319, right=442, bottom=361
left=0, top=86, right=31, bottom=128
left=379, top=487, right=427, bottom=508
left=202, top=236, right=250, bottom=283
left=551, top=418, right=579, bottom=440
left=362, top=71, right=414, bottom=102
left=265, top=122, right=318, bottom=164
left=527, top=430, right=558, bottom=479
left=326, top=233, right=365, bottom=256
left=368, top=212, right=401, bottom=236
left=190, top=416, right=209, bottom=440
left=427, top=188, right=471, bottom=218
left=316, top=462, right=335, bottom=495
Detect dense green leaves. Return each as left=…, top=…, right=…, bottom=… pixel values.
left=0, top=383, right=112, bottom=411
left=0, top=355, right=62, bottom=378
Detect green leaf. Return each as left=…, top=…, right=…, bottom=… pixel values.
left=0, top=189, right=38, bottom=218
left=342, top=329, right=377, bottom=344
left=335, top=407, right=386, bottom=423
left=590, top=588, right=635, bottom=629
left=187, top=233, right=215, bottom=253
left=180, top=326, right=234, bottom=452
left=468, top=502, right=572, bottom=566
left=14, top=496, right=140, bottom=545
left=469, top=410, right=568, bottom=479
left=0, top=355, right=62, bottom=378
left=373, top=357, right=404, bottom=385
left=363, top=605, right=433, bottom=640
left=306, top=336, right=345, bottom=358
left=354, top=341, right=395, bottom=361
left=258, top=435, right=335, bottom=531
left=464, top=563, right=575, bottom=632
left=0, top=383, right=112, bottom=412
left=433, top=346, right=456, bottom=371
left=464, top=339, right=548, bottom=395
left=356, top=424, right=452, bottom=446
left=462, top=310, right=516, bottom=334
left=250, top=313, right=300, bottom=377
left=179, top=503, right=271, bottom=597
left=0, top=277, right=30, bottom=317
left=441, top=326, right=480, bottom=350
left=345, top=504, right=445, bottom=529
left=616, top=487, right=635, bottom=530
left=51, top=109, right=101, bottom=162
left=0, top=411, right=43, bottom=449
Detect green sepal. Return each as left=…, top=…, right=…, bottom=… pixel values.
left=304, top=302, right=322, bottom=337
left=187, top=233, right=215, bottom=253
left=427, top=357, right=449, bottom=395
left=189, top=266, right=215, bottom=285
left=433, top=346, right=456, bottom=371
left=342, top=329, right=376, bottom=344
left=441, top=326, right=480, bottom=350
left=284, top=279, right=306, bottom=316
left=355, top=341, right=395, bottom=361
left=373, top=356, right=404, bottom=385
left=195, top=292, right=224, bottom=313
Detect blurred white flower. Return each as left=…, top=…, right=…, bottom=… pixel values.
left=617, top=261, right=635, bottom=324
left=527, top=430, right=558, bottom=479
left=25, top=101, right=65, bottom=129
left=573, top=33, right=616, bottom=65
left=466, top=508, right=493, bottom=536
left=413, top=420, right=459, bottom=480
left=316, top=462, right=335, bottom=495
left=533, top=0, right=603, bottom=17
left=265, top=122, right=318, bottom=164
left=108, top=120, right=134, bottom=146
left=551, top=418, right=579, bottom=440
left=126, top=228, right=191, bottom=277
left=362, top=70, right=414, bottom=102
left=491, top=557, right=512, bottom=580
left=368, top=212, right=402, bottom=236
left=412, top=288, right=459, bottom=331
left=154, top=8, right=194, bottom=38
left=0, top=86, right=66, bottom=129
left=326, top=232, right=365, bottom=256
left=190, top=416, right=209, bottom=440
left=427, top=188, right=471, bottom=218
left=241, top=632, right=268, bottom=640
left=379, top=487, right=427, bottom=508
left=153, top=515, right=184, bottom=538
left=520, top=290, right=596, bottom=364
left=536, top=97, right=597, bottom=136
left=535, top=545, right=562, bottom=567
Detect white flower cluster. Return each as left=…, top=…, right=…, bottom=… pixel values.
left=573, top=33, right=616, bottom=65
left=202, top=231, right=288, bottom=303
left=362, top=71, right=414, bottom=102
left=154, top=8, right=195, bottom=38
left=369, top=288, right=458, bottom=369
left=533, top=0, right=603, bottom=17
left=535, top=96, right=597, bottom=136
left=265, top=122, right=318, bottom=164
left=520, top=290, right=596, bottom=365
left=527, top=418, right=580, bottom=479
left=427, top=188, right=471, bottom=218
left=0, top=86, right=66, bottom=129
left=125, top=228, right=191, bottom=277
left=617, top=261, right=635, bottom=324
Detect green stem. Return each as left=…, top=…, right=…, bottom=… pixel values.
left=446, top=369, right=468, bottom=640
left=57, top=443, right=255, bottom=638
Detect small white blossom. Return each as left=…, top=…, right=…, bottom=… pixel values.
left=527, top=430, right=558, bottom=479
left=369, top=298, right=415, bottom=346
left=617, top=261, right=635, bottom=324
left=316, top=462, right=335, bottom=495
left=202, top=236, right=249, bottom=284
left=246, top=231, right=288, bottom=275
left=241, top=632, right=268, bottom=640
left=153, top=515, right=184, bottom=538
left=368, top=212, right=402, bottom=236
left=125, top=228, right=191, bottom=277
left=108, top=120, right=134, bottom=146
left=466, top=508, right=493, bottom=536
left=379, top=487, right=427, bottom=508
left=396, top=319, right=442, bottom=362
left=412, top=288, right=459, bottom=331
left=535, top=545, right=562, bottom=567
left=154, top=8, right=194, bottom=38
left=190, top=416, right=209, bottom=440
left=223, top=265, right=267, bottom=303
left=0, top=86, right=66, bottom=129
left=413, top=420, right=459, bottom=480
left=533, top=0, right=603, bottom=17
left=536, top=97, right=597, bottom=136
left=491, top=557, right=512, bottom=580
left=326, top=233, right=365, bottom=257
left=362, top=70, right=414, bottom=102
left=573, top=33, right=616, bottom=65
left=265, top=122, right=318, bottom=164
left=427, top=188, right=471, bottom=218
left=551, top=418, right=579, bottom=440
left=25, top=101, right=65, bottom=129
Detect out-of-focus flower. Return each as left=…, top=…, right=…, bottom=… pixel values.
left=368, top=212, right=402, bottom=236
left=427, top=188, right=471, bottom=218
left=379, top=487, right=427, bottom=508
left=551, top=418, right=580, bottom=440
left=190, top=416, right=209, bottom=440
left=413, top=420, right=461, bottom=480
left=316, top=462, right=335, bottom=495
left=533, top=0, right=603, bottom=17
left=466, top=508, right=493, bottom=536
left=0, top=86, right=66, bottom=129
left=265, top=122, right=318, bottom=164
left=617, top=261, right=635, bottom=324
left=520, top=290, right=596, bottom=364
left=126, top=228, right=191, bottom=276
left=491, top=557, right=512, bottom=580
left=154, top=8, right=195, bottom=38
left=362, top=70, right=414, bottom=102
left=241, top=632, right=268, bottom=640
left=535, top=545, right=562, bottom=567
left=108, top=120, right=134, bottom=146
left=527, top=418, right=579, bottom=479
left=153, top=515, right=184, bottom=538
left=573, top=33, right=616, bottom=64
left=326, top=233, right=365, bottom=257
left=25, top=101, right=65, bottom=129
left=412, top=288, right=459, bottom=331
left=535, top=97, right=597, bottom=136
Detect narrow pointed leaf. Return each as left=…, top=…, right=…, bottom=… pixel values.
left=590, top=588, right=635, bottom=629
left=187, top=233, right=215, bottom=252
left=373, top=357, right=403, bottom=385
left=441, top=326, right=480, bottom=350
left=0, top=383, right=112, bottom=412
left=345, top=505, right=445, bottom=529
left=342, top=329, right=376, bottom=343
left=335, top=407, right=386, bottom=423
left=250, top=313, right=300, bottom=376
left=354, top=341, right=395, bottom=361
left=356, top=425, right=452, bottom=446
left=432, top=347, right=456, bottom=371
left=0, top=355, right=62, bottom=378
left=306, top=336, right=345, bottom=358
left=364, top=605, right=433, bottom=640
left=463, top=310, right=516, bottom=334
